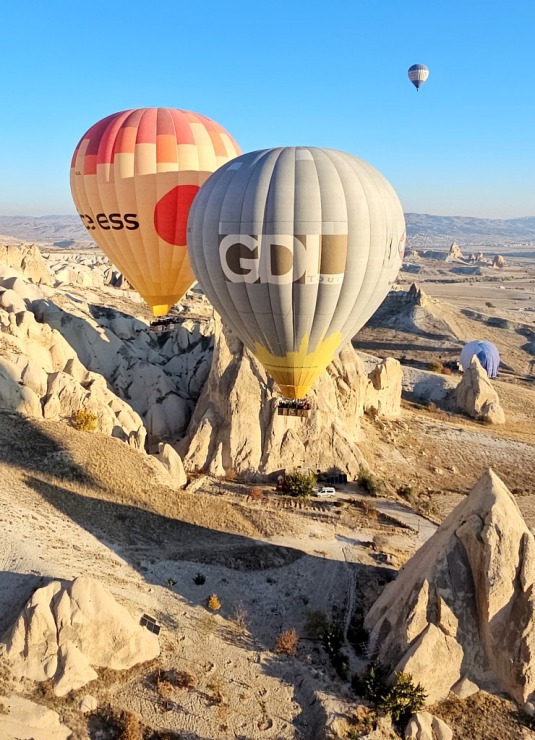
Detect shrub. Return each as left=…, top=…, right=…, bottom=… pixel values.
left=193, top=572, right=206, bottom=585
left=365, top=405, right=379, bottom=421
left=346, top=706, right=376, bottom=737
left=249, top=486, right=264, bottom=502
left=355, top=499, right=379, bottom=521
left=207, top=676, right=226, bottom=705
left=381, top=671, right=427, bottom=722
left=357, top=466, right=384, bottom=496
left=427, top=361, right=443, bottom=373
left=174, top=670, right=196, bottom=690
left=397, top=484, right=417, bottom=505
left=352, top=660, right=390, bottom=703
left=304, top=610, right=330, bottom=639
left=284, top=468, right=317, bottom=497
left=225, top=467, right=238, bottom=481
left=275, top=628, right=299, bottom=655
left=233, top=603, right=248, bottom=632
left=71, top=408, right=98, bottom=432
left=352, top=663, right=427, bottom=726
left=323, top=620, right=348, bottom=679
left=118, top=711, right=143, bottom=740
left=207, top=594, right=221, bottom=611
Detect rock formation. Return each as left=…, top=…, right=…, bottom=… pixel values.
left=3, top=576, right=160, bottom=696
left=0, top=252, right=212, bottom=445
left=405, top=712, right=452, bottom=740
left=444, top=242, right=464, bottom=262
left=179, top=317, right=402, bottom=477
left=455, top=356, right=505, bottom=424
left=0, top=695, right=72, bottom=739
left=468, top=251, right=489, bottom=264
left=365, top=470, right=535, bottom=708
left=0, top=275, right=146, bottom=445
left=492, top=254, right=506, bottom=268
left=365, top=358, right=403, bottom=417
left=157, top=442, right=188, bottom=487
left=364, top=284, right=458, bottom=343
left=0, top=244, right=52, bottom=284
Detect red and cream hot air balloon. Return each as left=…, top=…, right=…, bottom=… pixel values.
left=70, top=108, right=240, bottom=316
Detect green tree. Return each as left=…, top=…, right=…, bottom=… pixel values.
left=284, top=468, right=316, bottom=497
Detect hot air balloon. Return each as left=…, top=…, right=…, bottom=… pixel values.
left=408, top=64, right=429, bottom=91
left=460, top=340, right=500, bottom=378
left=70, top=108, right=241, bottom=317
left=187, top=147, right=406, bottom=401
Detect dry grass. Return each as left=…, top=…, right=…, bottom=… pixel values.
left=432, top=691, right=535, bottom=740
left=274, top=629, right=299, bottom=656
left=232, top=602, right=248, bottom=632
left=207, top=593, right=221, bottom=611
left=207, top=675, right=227, bottom=706
left=155, top=668, right=196, bottom=697
left=70, top=409, right=98, bottom=432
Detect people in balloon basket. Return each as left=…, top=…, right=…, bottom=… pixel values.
left=279, top=399, right=311, bottom=411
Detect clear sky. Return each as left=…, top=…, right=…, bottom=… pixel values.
left=1, top=0, right=534, bottom=218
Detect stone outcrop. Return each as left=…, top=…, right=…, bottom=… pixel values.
left=179, top=317, right=401, bottom=477
left=0, top=244, right=52, bottom=284
left=0, top=281, right=146, bottom=446
left=444, top=242, right=464, bottom=262
left=365, top=470, right=535, bottom=707
left=157, top=442, right=187, bottom=487
left=405, top=712, right=452, bottom=740
left=492, top=254, right=506, bottom=268
left=3, top=576, right=160, bottom=696
left=365, top=358, right=403, bottom=417
left=33, top=296, right=212, bottom=447
left=0, top=695, right=72, bottom=739
left=0, top=253, right=213, bottom=445
left=455, top=356, right=505, bottom=424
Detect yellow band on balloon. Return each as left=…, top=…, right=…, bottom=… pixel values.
left=254, top=331, right=342, bottom=399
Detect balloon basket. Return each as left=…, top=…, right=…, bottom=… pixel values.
left=150, top=317, right=180, bottom=333
left=277, top=399, right=310, bottom=418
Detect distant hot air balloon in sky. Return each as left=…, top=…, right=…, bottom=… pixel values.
left=187, top=147, right=406, bottom=399
left=70, top=108, right=241, bottom=317
left=408, top=64, right=429, bottom=91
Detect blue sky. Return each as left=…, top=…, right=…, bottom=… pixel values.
left=1, top=0, right=534, bottom=218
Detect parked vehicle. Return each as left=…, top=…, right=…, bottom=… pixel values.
left=316, top=487, right=336, bottom=498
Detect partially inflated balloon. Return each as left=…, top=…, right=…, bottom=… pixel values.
left=70, top=108, right=240, bottom=316
left=408, top=64, right=429, bottom=91
left=187, top=147, right=406, bottom=399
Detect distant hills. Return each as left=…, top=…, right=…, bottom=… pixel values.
left=1, top=213, right=535, bottom=249
left=406, top=213, right=535, bottom=247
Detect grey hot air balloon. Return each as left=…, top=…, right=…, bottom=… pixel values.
left=187, top=147, right=406, bottom=399
left=408, top=64, right=429, bottom=91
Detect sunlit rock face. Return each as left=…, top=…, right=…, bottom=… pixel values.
left=179, top=316, right=401, bottom=477
left=365, top=469, right=535, bottom=708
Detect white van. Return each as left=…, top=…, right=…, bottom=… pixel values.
left=316, top=486, right=336, bottom=498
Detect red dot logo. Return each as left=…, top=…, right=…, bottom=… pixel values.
left=154, top=184, right=201, bottom=246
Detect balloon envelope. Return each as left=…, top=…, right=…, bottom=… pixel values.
left=70, top=108, right=240, bottom=316
left=408, top=64, right=429, bottom=90
left=460, top=340, right=500, bottom=377
left=187, top=147, right=406, bottom=398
